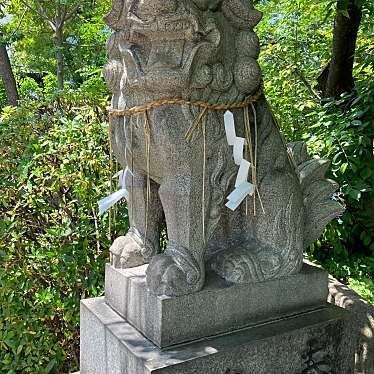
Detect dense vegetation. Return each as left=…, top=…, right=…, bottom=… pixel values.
left=0, top=0, right=373, bottom=372
left=257, top=0, right=374, bottom=302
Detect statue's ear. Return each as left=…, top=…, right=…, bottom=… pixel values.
left=104, top=0, right=129, bottom=31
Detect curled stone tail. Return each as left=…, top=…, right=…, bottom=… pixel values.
left=287, top=141, right=344, bottom=248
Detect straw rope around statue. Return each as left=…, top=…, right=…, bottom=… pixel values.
left=99, top=87, right=265, bottom=242
left=107, top=89, right=263, bottom=119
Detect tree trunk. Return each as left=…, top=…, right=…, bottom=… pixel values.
left=320, top=1, right=362, bottom=98
left=55, top=27, right=64, bottom=91
left=0, top=35, right=19, bottom=106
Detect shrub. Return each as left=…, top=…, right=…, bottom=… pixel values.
left=306, top=77, right=374, bottom=302
left=306, top=78, right=374, bottom=256
left=0, top=81, right=6, bottom=110
left=0, top=89, right=128, bottom=373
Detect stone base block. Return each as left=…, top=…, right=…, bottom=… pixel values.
left=80, top=297, right=356, bottom=374
left=105, top=262, right=329, bottom=347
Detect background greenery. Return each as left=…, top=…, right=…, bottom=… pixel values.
left=0, top=0, right=373, bottom=372
left=256, top=0, right=373, bottom=303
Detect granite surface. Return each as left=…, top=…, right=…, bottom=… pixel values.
left=105, top=262, right=329, bottom=347
left=328, top=276, right=374, bottom=374
left=80, top=297, right=356, bottom=374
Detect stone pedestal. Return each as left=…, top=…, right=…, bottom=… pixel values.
left=80, top=263, right=357, bottom=374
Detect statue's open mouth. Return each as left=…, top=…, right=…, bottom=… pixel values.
left=145, top=39, right=185, bottom=71
left=121, top=10, right=215, bottom=92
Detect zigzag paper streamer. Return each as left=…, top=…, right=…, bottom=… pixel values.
left=224, top=110, right=255, bottom=211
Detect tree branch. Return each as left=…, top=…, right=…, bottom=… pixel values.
left=272, top=52, right=321, bottom=101
left=63, top=4, right=80, bottom=22
left=19, top=0, right=56, bottom=31
left=62, top=4, right=68, bottom=21
left=9, top=9, right=27, bottom=40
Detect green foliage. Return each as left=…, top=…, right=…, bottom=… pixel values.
left=18, top=76, right=42, bottom=99
left=257, top=0, right=373, bottom=301
left=348, top=277, right=374, bottom=303
left=334, top=0, right=374, bottom=18
left=76, top=67, right=110, bottom=101
left=0, top=81, right=6, bottom=108
left=257, top=0, right=333, bottom=140
left=309, top=251, right=374, bottom=304
left=0, top=86, right=128, bottom=373
left=306, top=79, right=374, bottom=254
left=2, top=0, right=110, bottom=87
left=305, top=79, right=374, bottom=301
left=257, top=0, right=373, bottom=140
left=42, top=73, right=58, bottom=95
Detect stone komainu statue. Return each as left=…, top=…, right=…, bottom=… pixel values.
left=103, top=0, right=343, bottom=297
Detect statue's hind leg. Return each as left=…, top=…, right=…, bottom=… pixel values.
left=211, top=99, right=304, bottom=283
left=110, top=170, right=163, bottom=268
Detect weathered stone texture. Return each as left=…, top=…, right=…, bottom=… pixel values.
left=102, top=0, right=343, bottom=297
left=80, top=297, right=356, bottom=374
left=328, top=276, right=374, bottom=374
left=105, top=262, right=329, bottom=347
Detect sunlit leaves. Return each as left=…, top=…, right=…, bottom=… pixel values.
left=257, top=0, right=334, bottom=140
left=256, top=0, right=374, bottom=300
left=2, top=0, right=111, bottom=89
left=0, top=89, right=128, bottom=373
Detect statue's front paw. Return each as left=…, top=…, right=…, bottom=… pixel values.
left=146, top=243, right=204, bottom=297
left=110, top=228, right=156, bottom=269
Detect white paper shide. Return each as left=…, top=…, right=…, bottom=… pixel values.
left=224, top=110, right=255, bottom=211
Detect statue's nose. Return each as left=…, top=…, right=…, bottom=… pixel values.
left=136, top=0, right=178, bottom=16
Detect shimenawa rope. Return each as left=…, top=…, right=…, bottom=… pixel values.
left=107, top=88, right=264, bottom=244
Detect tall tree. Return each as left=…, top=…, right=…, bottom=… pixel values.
left=19, top=0, right=81, bottom=91
left=318, top=0, right=363, bottom=98
left=0, top=7, right=19, bottom=106
left=0, top=33, right=19, bottom=106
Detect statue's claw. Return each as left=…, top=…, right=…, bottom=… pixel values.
left=146, top=243, right=204, bottom=297
left=110, top=228, right=156, bottom=269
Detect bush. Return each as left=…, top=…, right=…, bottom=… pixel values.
left=306, top=78, right=374, bottom=255
left=0, top=88, right=128, bottom=373
left=305, top=77, right=374, bottom=302
left=256, top=0, right=373, bottom=300
left=0, top=81, right=6, bottom=109
left=18, top=77, right=43, bottom=101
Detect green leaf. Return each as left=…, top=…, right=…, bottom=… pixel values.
left=45, top=359, right=57, bottom=374
left=340, top=163, right=348, bottom=174
left=349, top=189, right=362, bottom=201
